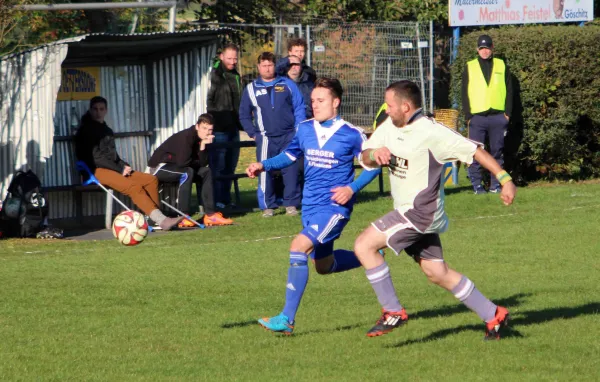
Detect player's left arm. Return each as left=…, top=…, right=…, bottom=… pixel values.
left=473, top=148, right=516, bottom=206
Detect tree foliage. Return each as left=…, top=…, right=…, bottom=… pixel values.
left=0, top=0, right=169, bottom=56
left=192, top=0, right=448, bottom=23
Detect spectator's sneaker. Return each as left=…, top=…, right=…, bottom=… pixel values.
left=474, top=186, right=487, bottom=195
left=489, top=187, right=501, bottom=194
left=203, top=212, right=233, bottom=226
left=177, top=218, right=196, bottom=228
left=285, top=206, right=298, bottom=216
left=485, top=306, right=510, bottom=340
left=367, top=308, right=409, bottom=337
left=215, top=202, right=227, bottom=210
left=258, top=313, right=294, bottom=335
left=159, top=216, right=183, bottom=231
left=262, top=208, right=274, bottom=217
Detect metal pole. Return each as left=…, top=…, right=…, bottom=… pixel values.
left=306, top=25, right=311, bottom=66
left=130, top=0, right=143, bottom=34
left=415, top=23, right=427, bottom=114
left=429, top=20, right=434, bottom=113
left=18, top=1, right=179, bottom=11
left=386, top=59, right=391, bottom=87
left=451, top=27, right=460, bottom=108
left=168, top=5, right=176, bottom=32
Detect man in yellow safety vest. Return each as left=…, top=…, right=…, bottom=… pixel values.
left=461, top=35, right=513, bottom=194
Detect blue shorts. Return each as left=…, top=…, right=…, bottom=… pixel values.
left=301, top=207, right=350, bottom=258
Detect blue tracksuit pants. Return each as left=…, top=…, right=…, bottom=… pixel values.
left=255, top=132, right=301, bottom=210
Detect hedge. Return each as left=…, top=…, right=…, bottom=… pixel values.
left=450, top=25, right=600, bottom=182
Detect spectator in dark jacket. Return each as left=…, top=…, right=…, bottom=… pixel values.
left=148, top=114, right=233, bottom=227
left=275, top=38, right=316, bottom=84
left=74, top=96, right=181, bottom=230
left=276, top=55, right=315, bottom=118
left=207, top=43, right=242, bottom=209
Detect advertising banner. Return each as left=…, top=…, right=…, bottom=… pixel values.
left=449, top=0, right=594, bottom=26
left=57, top=67, right=100, bottom=101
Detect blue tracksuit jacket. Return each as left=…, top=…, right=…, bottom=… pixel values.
left=239, top=76, right=306, bottom=138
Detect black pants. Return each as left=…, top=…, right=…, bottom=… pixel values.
left=152, top=164, right=215, bottom=214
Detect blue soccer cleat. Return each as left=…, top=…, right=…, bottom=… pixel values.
left=258, top=313, right=294, bottom=335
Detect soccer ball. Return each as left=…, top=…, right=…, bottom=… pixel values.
left=112, top=210, right=148, bottom=246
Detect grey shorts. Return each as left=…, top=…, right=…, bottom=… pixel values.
left=372, top=210, right=444, bottom=262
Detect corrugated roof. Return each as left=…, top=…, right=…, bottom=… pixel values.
left=0, top=28, right=234, bottom=63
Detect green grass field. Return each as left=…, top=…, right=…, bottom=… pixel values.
left=1, top=172, right=599, bottom=381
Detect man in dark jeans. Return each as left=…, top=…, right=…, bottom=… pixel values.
left=207, top=43, right=242, bottom=209
left=461, top=35, right=513, bottom=194
left=148, top=114, right=233, bottom=227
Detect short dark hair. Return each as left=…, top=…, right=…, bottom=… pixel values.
left=386, top=80, right=422, bottom=108
left=220, top=43, right=239, bottom=54
left=90, top=96, right=107, bottom=108
left=314, top=77, right=343, bottom=101
left=196, top=113, right=214, bottom=125
left=287, top=38, right=307, bottom=52
left=257, top=51, right=275, bottom=64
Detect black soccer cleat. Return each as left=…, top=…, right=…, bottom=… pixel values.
left=367, top=308, right=408, bottom=337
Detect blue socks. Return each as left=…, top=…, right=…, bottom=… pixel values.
left=329, top=249, right=362, bottom=273
left=281, top=248, right=363, bottom=323
left=282, top=252, right=309, bottom=323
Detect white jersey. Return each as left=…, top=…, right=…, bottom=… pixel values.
left=362, top=111, right=480, bottom=234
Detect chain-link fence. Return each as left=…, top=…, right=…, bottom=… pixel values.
left=197, top=20, right=433, bottom=129
left=305, top=19, right=433, bottom=128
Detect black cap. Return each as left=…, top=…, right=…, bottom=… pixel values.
left=477, top=35, right=493, bottom=49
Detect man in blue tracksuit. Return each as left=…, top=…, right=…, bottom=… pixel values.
left=239, top=52, right=306, bottom=217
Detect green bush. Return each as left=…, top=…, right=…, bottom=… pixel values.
left=450, top=26, right=600, bottom=181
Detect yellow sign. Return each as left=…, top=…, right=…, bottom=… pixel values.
left=57, top=67, right=100, bottom=101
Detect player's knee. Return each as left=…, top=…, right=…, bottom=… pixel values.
left=354, top=232, right=373, bottom=256
left=422, top=265, right=446, bottom=285
left=314, top=264, right=330, bottom=275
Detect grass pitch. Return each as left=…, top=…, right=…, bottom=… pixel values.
left=1, top=173, right=599, bottom=381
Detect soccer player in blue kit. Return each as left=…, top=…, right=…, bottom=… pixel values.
left=246, top=77, right=381, bottom=334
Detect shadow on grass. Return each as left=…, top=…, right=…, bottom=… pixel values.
left=221, top=320, right=256, bottom=329
left=220, top=320, right=364, bottom=336
left=386, top=300, right=600, bottom=349
left=443, top=185, right=475, bottom=195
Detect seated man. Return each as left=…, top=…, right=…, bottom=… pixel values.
left=74, top=96, right=181, bottom=231
left=148, top=113, right=233, bottom=227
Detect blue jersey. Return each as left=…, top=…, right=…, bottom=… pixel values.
left=284, top=116, right=371, bottom=214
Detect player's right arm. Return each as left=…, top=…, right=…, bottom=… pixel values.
left=473, top=148, right=516, bottom=206
left=360, top=120, right=390, bottom=167
left=246, top=125, right=304, bottom=178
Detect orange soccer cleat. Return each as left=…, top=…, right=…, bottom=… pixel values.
left=203, top=212, right=233, bottom=226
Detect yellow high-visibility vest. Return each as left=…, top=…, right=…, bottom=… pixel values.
left=373, top=103, right=388, bottom=130
left=467, top=58, right=506, bottom=114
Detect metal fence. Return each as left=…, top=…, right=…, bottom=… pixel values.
left=198, top=20, right=433, bottom=129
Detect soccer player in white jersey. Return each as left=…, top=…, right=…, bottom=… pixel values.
left=355, top=80, right=517, bottom=340
left=246, top=78, right=381, bottom=335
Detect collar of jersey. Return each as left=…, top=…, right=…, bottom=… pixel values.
left=407, top=108, right=424, bottom=125
left=255, top=76, right=284, bottom=87
left=316, top=115, right=341, bottom=128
